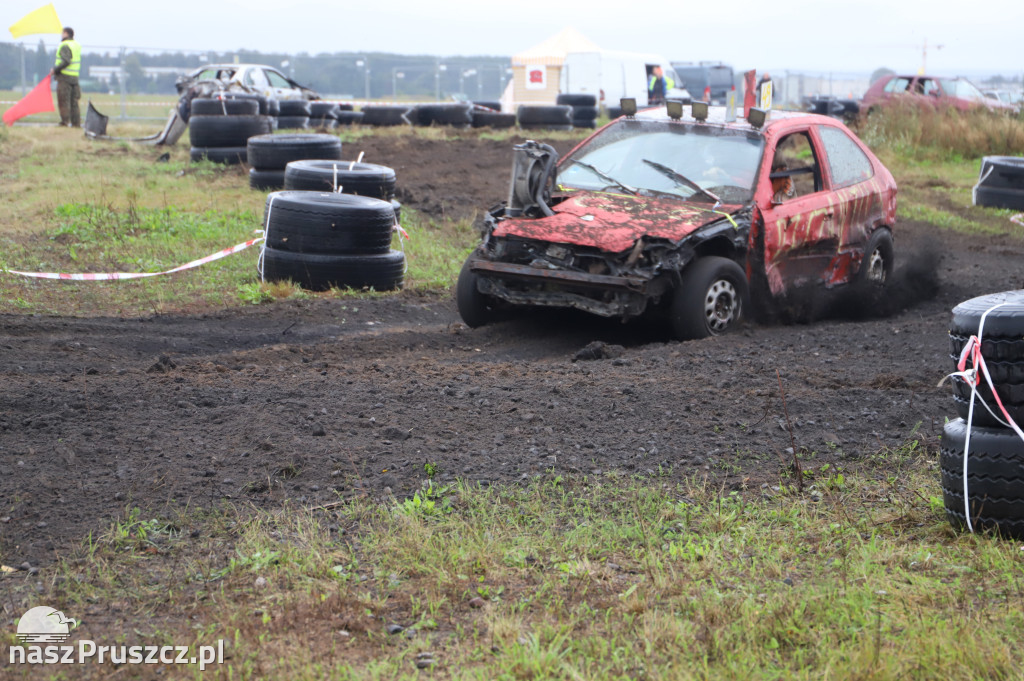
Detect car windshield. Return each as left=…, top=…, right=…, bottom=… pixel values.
left=556, top=121, right=764, bottom=204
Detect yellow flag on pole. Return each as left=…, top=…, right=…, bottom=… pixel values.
left=9, top=4, right=63, bottom=39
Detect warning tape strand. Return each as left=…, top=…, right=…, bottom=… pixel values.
left=6, top=235, right=265, bottom=281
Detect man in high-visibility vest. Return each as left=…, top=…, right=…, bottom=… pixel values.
left=50, top=27, right=81, bottom=127
left=647, top=66, right=675, bottom=106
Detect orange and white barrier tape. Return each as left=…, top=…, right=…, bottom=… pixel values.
left=6, top=234, right=264, bottom=281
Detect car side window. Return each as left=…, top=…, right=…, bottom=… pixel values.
left=769, top=132, right=821, bottom=202
left=818, top=126, right=875, bottom=189
left=919, top=78, right=939, bottom=96
left=248, top=69, right=269, bottom=88
left=883, top=77, right=911, bottom=93
left=266, top=70, right=291, bottom=88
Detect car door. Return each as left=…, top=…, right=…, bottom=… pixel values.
left=814, top=124, right=888, bottom=286
left=264, top=68, right=297, bottom=100
left=755, top=127, right=838, bottom=294
left=244, top=67, right=271, bottom=99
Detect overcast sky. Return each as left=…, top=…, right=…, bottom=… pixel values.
left=6, top=0, right=1022, bottom=76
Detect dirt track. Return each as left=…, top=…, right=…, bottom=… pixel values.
left=2, top=133, right=1024, bottom=569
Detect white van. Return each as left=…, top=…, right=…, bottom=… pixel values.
left=560, top=51, right=691, bottom=107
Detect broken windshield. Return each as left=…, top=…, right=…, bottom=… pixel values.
left=557, top=122, right=764, bottom=204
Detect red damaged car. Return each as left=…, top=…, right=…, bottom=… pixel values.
left=456, top=106, right=897, bottom=339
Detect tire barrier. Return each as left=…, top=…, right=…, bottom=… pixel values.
left=517, top=104, right=573, bottom=130
left=283, top=160, right=396, bottom=199
left=336, top=110, right=364, bottom=126
left=191, top=98, right=260, bottom=116
left=945, top=289, right=1024, bottom=537
left=188, top=112, right=272, bottom=163
left=247, top=133, right=342, bottom=191
left=260, top=191, right=404, bottom=291
left=973, top=156, right=1024, bottom=210
left=557, top=94, right=599, bottom=129
left=471, top=111, right=516, bottom=129
left=309, top=101, right=340, bottom=129
left=415, top=103, right=473, bottom=127
left=360, top=105, right=414, bottom=127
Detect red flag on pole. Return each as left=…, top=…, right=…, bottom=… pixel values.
left=2, top=74, right=55, bottom=126
left=743, top=70, right=756, bottom=118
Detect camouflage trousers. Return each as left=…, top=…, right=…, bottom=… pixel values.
left=56, top=74, right=81, bottom=127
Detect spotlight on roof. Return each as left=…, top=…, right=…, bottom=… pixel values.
left=690, top=101, right=709, bottom=122
left=620, top=98, right=637, bottom=117
left=666, top=99, right=683, bottom=120
left=747, top=107, right=767, bottom=128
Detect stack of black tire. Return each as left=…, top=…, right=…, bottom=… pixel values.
left=188, top=97, right=272, bottom=164
left=973, top=156, right=1024, bottom=210
left=277, top=99, right=312, bottom=130
left=282, top=159, right=402, bottom=221
left=517, top=104, right=573, bottom=130
left=557, top=93, right=599, bottom=129
left=247, top=133, right=343, bottom=191
left=360, top=105, right=414, bottom=127
left=415, top=102, right=473, bottom=128
left=260, top=191, right=404, bottom=292
left=336, top=104, right=363, bottom=127
left=942, top=290, right=1024, bottom=539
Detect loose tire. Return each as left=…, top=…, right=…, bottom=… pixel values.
left=190, top=98, right=260, bottom=116
left=669, top=257, right=749, bottom=340
left=261, top=247, right=404, bottom=291
left=472, top=111, right=517, bottom=129
left=284, top=160, right=396, bottom=199
left=415, top=103, right=473, bottom=127
left=360, top=105, right=414, bottom=127
left=857, top=228, right=894, bottom=287
left=277, top=115, right=310, bottom=130
left=190, top=146, right=247, bottom=164
left=556, top=93, right=597, bottom=107
left=456, top=257, right=500, bottom=328
left=278, top=99, right=312, bottom=117
left=517, top=104, right=572, bottom=127
left=249, top=167, right=286, bottom=190
left=974, top=186, right=1024, bottom=211
left=940, top=418, right=1024, bottom=539
left=247, top=133, right=342, bottom=170
left=336, top=110, right=364, bottom=126
left=188, top=114, right=271, bottom=148
left=224, top=92, right=271, bottom=115
left=263, top=191, right=395, bottom=255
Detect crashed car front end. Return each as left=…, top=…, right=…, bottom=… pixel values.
left=471, top=198, right=750, bottom=319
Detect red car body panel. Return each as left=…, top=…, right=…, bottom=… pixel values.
left=753, top=118, right=897, bottom=295
left=492, top=192, right=742, bottom=253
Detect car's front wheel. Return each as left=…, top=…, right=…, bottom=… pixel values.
left=670, top=257, right=749, bottom=340
left=456, top=257, right=500, bottom=328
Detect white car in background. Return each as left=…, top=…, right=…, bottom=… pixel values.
left=176, top=63, right=318, bottom=101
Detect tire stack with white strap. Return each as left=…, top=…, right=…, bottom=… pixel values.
left=277, top=99, right=312, bottom=130
left=259, top=158, right=405, bottom=291
left=246, top=133, right=342, bottom=191
left=943, top=290, right=1024, bottom=538
left=188, top=96, right=272, bottom=164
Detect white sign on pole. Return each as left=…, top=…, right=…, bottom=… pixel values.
left=724, top=90, right=737, bottom=122
left=759, top=81, right=773, bottom=110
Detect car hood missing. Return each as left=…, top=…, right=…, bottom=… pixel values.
left=492, top=191, right=743, bottom=253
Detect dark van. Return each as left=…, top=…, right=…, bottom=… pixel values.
left=671, top=62, right=735, bottom=105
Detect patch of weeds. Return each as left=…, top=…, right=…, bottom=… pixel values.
left=237, top=282, right=274, bottom=305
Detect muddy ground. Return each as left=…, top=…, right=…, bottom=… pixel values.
left=2, top=133, right=1024, bottom=569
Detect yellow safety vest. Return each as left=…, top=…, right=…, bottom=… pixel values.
left=55, top=39, right=81, bottom=78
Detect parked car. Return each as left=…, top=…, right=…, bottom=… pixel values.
left=862, top=74, right=1014, bottom=113
left=457, top=106, right=897, bottom=339
left=671, top=62, right=735, bottom=105
left=176, top=63, right=318, bottom=101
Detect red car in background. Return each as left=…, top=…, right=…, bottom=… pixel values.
left=862, top=74, right=1015, bottom=113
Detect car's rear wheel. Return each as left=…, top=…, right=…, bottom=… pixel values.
left=456, top=257, right=499, bottom=328
left=858, top=229, right=894, bottom=286
left=670, top=256, right=749, bottom=340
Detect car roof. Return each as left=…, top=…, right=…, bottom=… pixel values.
left=194, top=64, right=282, bottom=73
left=630, top=105, right=836, bottom=134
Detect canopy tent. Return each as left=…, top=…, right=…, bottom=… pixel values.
left=510, top=27, right=602, bottom=105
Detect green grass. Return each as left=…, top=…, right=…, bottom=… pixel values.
left=2, top=446, right=1023, bottom=680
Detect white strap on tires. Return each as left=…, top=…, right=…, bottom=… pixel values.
left=258, top=194, right=276, bottom=282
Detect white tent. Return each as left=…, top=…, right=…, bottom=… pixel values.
left=509, top=27, right=602, bottom=105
